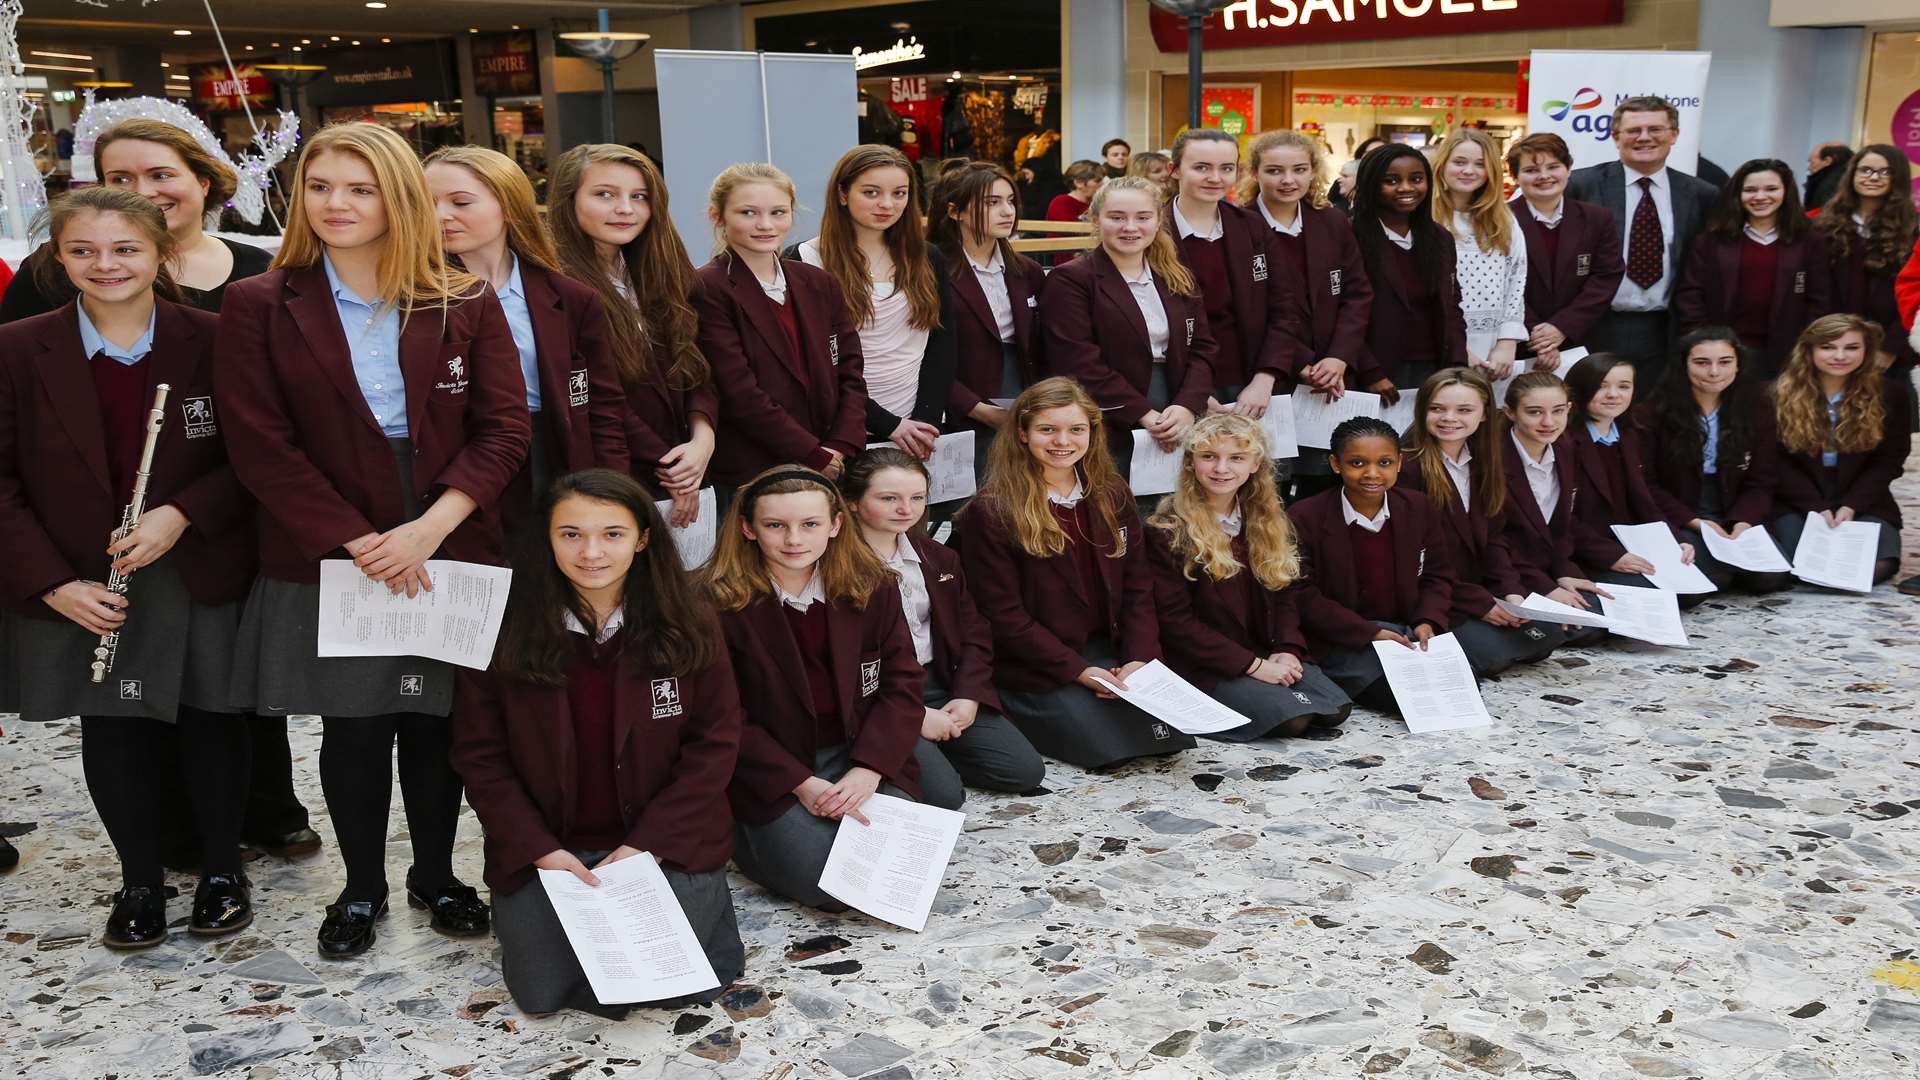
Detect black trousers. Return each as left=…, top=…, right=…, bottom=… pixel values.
left=83, top=708, right=248, bottom=889
left=319, top=712, right=463, bottom=903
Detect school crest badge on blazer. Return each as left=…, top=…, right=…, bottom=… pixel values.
left=1576, top=253, right=1592, bottom=277
left=436, top=357, right=469, bottom=394
left=829, top=334, right=840, bottom=365
left=182, top=396, right=217, bottom=439
left=1251, top=254, right=1268, bottom=282
left=1329, top=268, right=1343, bottom=296
left=860, top=659, right=880, bottom=697
left=1184, top=318, right=1195, bottom=346
left=650, top=677, right=683, bottom=718
left=569, top=369, right=590, bottom=407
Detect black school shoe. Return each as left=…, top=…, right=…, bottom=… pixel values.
left=405, top=874, right=490, bottom=938
left=104, top=885, right=176, bottom=950
left=191, top=873, right=253, bottom=936
left=1898, top=574, right=1920, bottom=596
left=245, top=827, right=323, bottom=860
left=317, top=896, right=388, bottom=959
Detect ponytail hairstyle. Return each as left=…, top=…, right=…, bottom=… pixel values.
left=965, top=376, right=1128, bottom=559
left=1503, top=369, right=1572, bottom=412
left=494, top=469, right=718, bottom=686
left=926, top=160, right=1039, bottom=278
left=1431, top=128, right=1514, bottom=256
left=707, top=161, right=799, bottom=258
left=1086, top=176, right=1196, bottom=297
left=1350, top=144, right=1449, bottom=301
left=816, top=144, right=940, bottom=331
left=546, top=143, right=708, bottom=392
left=1146, top=413, right=1300, bottom=590
left=1405, top=367, right=1506, bottom=517
left=1813, top=144, right=1917, bottom=272
left=1239, top=129, right=1329, bottom=208
left=1650, top=327, right=1758, bottom=479
left=1774, top=313, right=1886, bottom=456
left=1563, top=352, right=1637, bottom=426
left=421, top=144, right=561, bottom=271
left=33, top=185, right=183, bottom=304
left=702, top=466, right=891, bottom=612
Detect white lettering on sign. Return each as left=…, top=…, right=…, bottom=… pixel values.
left=852, top=36, right=926, bottom=72
left=891, top=76, right=928, bottom=104
left=1222, top=0, right=1520, bottom=31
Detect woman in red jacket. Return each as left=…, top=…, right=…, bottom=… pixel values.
left=954, top=377, right=1194, bottom=768
left=1769, top=313, right=1909, bottom=585
left=1144, top=413, right=1351, bottom=739
left=215, top=123, right=531, bottom=959
left=0, top=187, right=253, bottom=946
left=841, top=447, right=1044, bottom=792
left=453, top=469, right=743, bottom=1018
left=703, top=466, right=943, bottom=909
left=1636, top=328, right=1792, bottom=593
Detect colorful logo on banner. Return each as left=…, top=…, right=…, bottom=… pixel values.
left=1526, top=51, right=1709, bottom=173
left=1543, top=86, right=1603, bottom=124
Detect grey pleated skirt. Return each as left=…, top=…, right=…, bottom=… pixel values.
left=227, top=575, right=456, bottom=718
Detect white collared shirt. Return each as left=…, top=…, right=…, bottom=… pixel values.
left=772, top=570, right=825, bottom=611
left=1382, top=221, right=1414, bottom=251
left=967, top=247, right=1017, bottom=343
left=1440, top=446, right=1473, bottom=512
left=1613, top=165, right=1676, bottom=312
left=1121, top=262, right=1171, bottom=360
left=1047, top=477, right=1087, bottom=507
left=1742, top=223, right=1779, bottom=246
left=1257, top=197, right=1303, bottom=237
left=1218, top=508, right=1244, bottom=537
left=562, top=605, right=627, bottom=645
left=881, top=539, right=934, bottom=665
left=1526, top=199, right=1564, bottom=228
left=1851, top=212, right=1870, bottom=238
left=756, top=259, right=789, bottom=306
left=1171, top=199, right=1224, bottom=242
left=1340, top=491, right=1391, bottom=533
left=1512, top=429, right=1561, bottom=522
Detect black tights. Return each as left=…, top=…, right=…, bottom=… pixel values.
left=319, top=713, right=462, bottom=903
left=82, top=709, right=249, bottom=889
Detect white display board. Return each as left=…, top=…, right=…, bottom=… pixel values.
left=1527, top=51, right=1712, bottom=174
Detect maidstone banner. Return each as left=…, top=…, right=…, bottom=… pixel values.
left=1527, top=51, right=1711, bottom=174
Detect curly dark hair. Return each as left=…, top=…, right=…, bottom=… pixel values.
left=1812, top=143, right=1917, bottom=273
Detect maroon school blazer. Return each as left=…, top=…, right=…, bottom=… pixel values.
left=0, top=300, right=254, bottom=610
left=620, top=336, right=721, bottom=477
left=695, top=254, right=867, bottom=486
left=1508, top=197, right=1625, bottom=349
left=1168, top=200, right=1311, bottom=387
left=1826, top=234, right=1919, bottom=372
left=1039, top=246, right=1217, bottom=425
left=1287, top=487, right=1455, bottom=652
left=1398, top=451, right=1524, bottom=622
left=1291, top=205, right=1376, bottom=386
left=719, top=585, right=924, bottom=825
left=214, top=266, right=530, bottom=582
left=1674, top=231, right=1833, bottom=374
left=906, top=531, right=1001, bottom=711
left=1632, top=399, right=1780, bottom=530
left=518, top=262, right=629, bottom=474
left=1500, top=436, right=1587, bottom=592
left=1361, top=233, right=1469, bottom=384
left=940, top=242, right=1047, bottom=430
left=954, top=490, right=1160, bottom=693
left=1771, top=376, right=1912, bottom=528
left=1144, top=525, right=1309, bottom=691
left=451, top=632, right=743, bottom=894
left=1563, top=421, right=1681, bottom=568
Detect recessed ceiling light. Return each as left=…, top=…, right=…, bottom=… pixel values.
left=159, top=61, right=171, bottom=68
left=169, top=73, right=189, bottom=81
left=511, top=25, right=520, bottom=31
left=381, top=37, right=391, bottom=43
left=173, top=29, right=192, bottom=36
left=330, top=36, right=341, bottom=42
left=468, top=27, right=478, bottom=34
left=245, top=45, right=254, bottom=51
left=292, top=46, right=302, bottom=52
left=366, top=1, right=388, bottom=8
left=30, top=50, right=93, bottom=61
left=890, top=21, right=911, bottom=31
left=270, top=42, right=280, bottom=47
left=351, top=40, right=361, bottom=46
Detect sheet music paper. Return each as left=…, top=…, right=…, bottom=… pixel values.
left=1128, top=429, right=1183, bottom=496
left=1290, top=387, right=1382, bottom=449
left=1790, top=513, right=1879, bottom=593
left=1610, top=522, right=1717, bottom=593
left=1259, top=395, right=1300, bottom=458
left=1380, top=394, right=1419, bottom=438
left=1496, top=592, right=1616, bottom=629
left=818, top=793, right=964, bottom=932
left=537, top=854, right=721, bottom=1005
left=654, top=487, right=718, bottom=570
left=1701, top=525, right=1792, bottom=573
left=1368, top=633, right=1492, bottom=733
left=1597, top=584, right=1692, bottom=648
left=1089, top=659, right=1253, bottom=735
left=866, top=431, right=978, bottom=504
left=316, top=559, right=512, bottom=670
left=1495, top=352, right=1552, bottom=404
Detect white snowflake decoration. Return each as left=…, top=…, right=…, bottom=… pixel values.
left=0, top=0, right=46, bottom=239
left=72, top=90, right=298, bottom=226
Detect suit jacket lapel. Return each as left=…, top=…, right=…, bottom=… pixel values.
left=400, top=305, right=449, bottom=442
left=1603, top=162, right=1628, bottom=226
left=825, top=597, right=864, bottom=724
left=1714, top=236, right=1741, bottom=318
left=1504, top=441, right=1550, bottom=544
left=1387, top=490, right=1421, bottom=599
left=148, top=299, right=202, bottom=399
left=1008, top=263, right=1038, bottom=357
left=750, top=596, right=817, bottom=724
left=1577, top=433, right=1620, bottom=515
left=949, top=258, right=1000, bottom=342
left=520, top=266, right=575, bottom=441
left=1091, top=249, right=1152, bottom=357
left=36, top=304, right=113, bottom=495
left=1553, top=208, right=1582, bottom=297
left=731, top=257, right=807, bottom=384
left=284, top=264, right=383, bottom=435
left=908, top=534, right=957, bottom=664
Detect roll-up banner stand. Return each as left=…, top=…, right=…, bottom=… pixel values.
left=655, top=50, right=858, bottom=261
left=1527, top=50, right=1711, bottom=175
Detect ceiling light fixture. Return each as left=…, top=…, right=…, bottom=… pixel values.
left=31, top=50, right=93, bottom=61
left=366, top=1, right=388, bottom=7
left=173, top=29, right=192, bottom=36
left=23, top=62, right=96, bottom=74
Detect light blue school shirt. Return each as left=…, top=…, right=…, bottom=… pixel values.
left=496, top=255, right=541, bottom=412
left=324, top=253, right=407, bottom=437
left=1822, top=391, right=1842, bottom=468
left=1585, top=420, right=1620, bottom=446
left=1700, top=407, right=1720, bottom=474
left=76, top=302, right=156, bottom=366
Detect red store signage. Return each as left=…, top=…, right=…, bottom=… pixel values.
left=193, top=64, right=273, bottom=110
left=1149, top=0, right=1625, bottom=52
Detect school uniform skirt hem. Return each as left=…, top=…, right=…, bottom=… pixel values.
left=1197, top=663, right=1351, bottom=741
left=228, top=575, right=455, bottom=718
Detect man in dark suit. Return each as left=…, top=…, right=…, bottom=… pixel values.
left=1565, top=95, right=1719, bottom=380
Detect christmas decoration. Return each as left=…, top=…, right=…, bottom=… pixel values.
left=71, top=91, right=298, bottom=226
left=0, top=0, right=45, bottom=239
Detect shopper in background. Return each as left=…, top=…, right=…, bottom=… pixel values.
left=1803, top=142, right=1853, bottom=214
left=1101, top=138, right=1132, bottom=179
left=1046, top=160, right=1106, bottom=223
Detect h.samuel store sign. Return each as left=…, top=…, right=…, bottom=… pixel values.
left=1148, top=0, right=1624, bottom=51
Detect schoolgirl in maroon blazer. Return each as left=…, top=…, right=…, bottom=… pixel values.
left=1398, top=368, right=1563, bottom=675
left=841, top=447, right=1045, bottom=792
left=453, top=470, right=744, bottom=1017
left=1162, top=129, right=1309, bottom=415
left=702, top=466, right=940, bottom=910
left=0, top=187, right=253, bottom=948
left=1674, top=159, right=1832, bottom=378
left=546, top=144, right=719, bottom=527
left=215, top=124, right=531, bottom=960
left=1635, top=328, right=1791, bottom=592
left=1811, top=145, right=1918, bottom=387
left=926, top=162, right=1048, bottom=446
left=1768, top=314, right=1910, bottom=585
left=1499, top=372, right=1611, bottom=627
left=1505, top=133, right=1625, bottom=369
left=1039, top=176, right=1217, bottom=478
left=1287, top=417, right=1457, bottom=712
left=1143, top=414, right=1351, bottom=739
left=954, top=377, right=1194, bottom=769
left=1348, top=145, right=1468, bottom=401
left=695, top=162, right=866, bottom=488
left=424, top=146, right=629, bottom=529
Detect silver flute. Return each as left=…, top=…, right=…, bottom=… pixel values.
left=90, top=382, right=171, bottom=684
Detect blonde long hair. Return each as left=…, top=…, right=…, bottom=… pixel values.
left=1146, top=413, right=1300, bottom=590
left=1431, top=128, right=1514, bottom=256
left=275, top=123, right=475, bottom=313
left=1087, top=176, right=1196, bottom=297
left=1238, top=129, right=1329, bottom=209
left=967, top=377, right=1128, bottom=559
left=815, top=144, right=941, bottom=331
left=702, top=467, right=891, bottom=612
left=421, top=145, right=560, bottom=272
left=1774, top=313, right=1887, bottom=456
left=707, top=161, right=797, bottom=257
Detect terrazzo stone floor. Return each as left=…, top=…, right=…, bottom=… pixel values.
left=4, top=475, right=1918, bottom=1080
